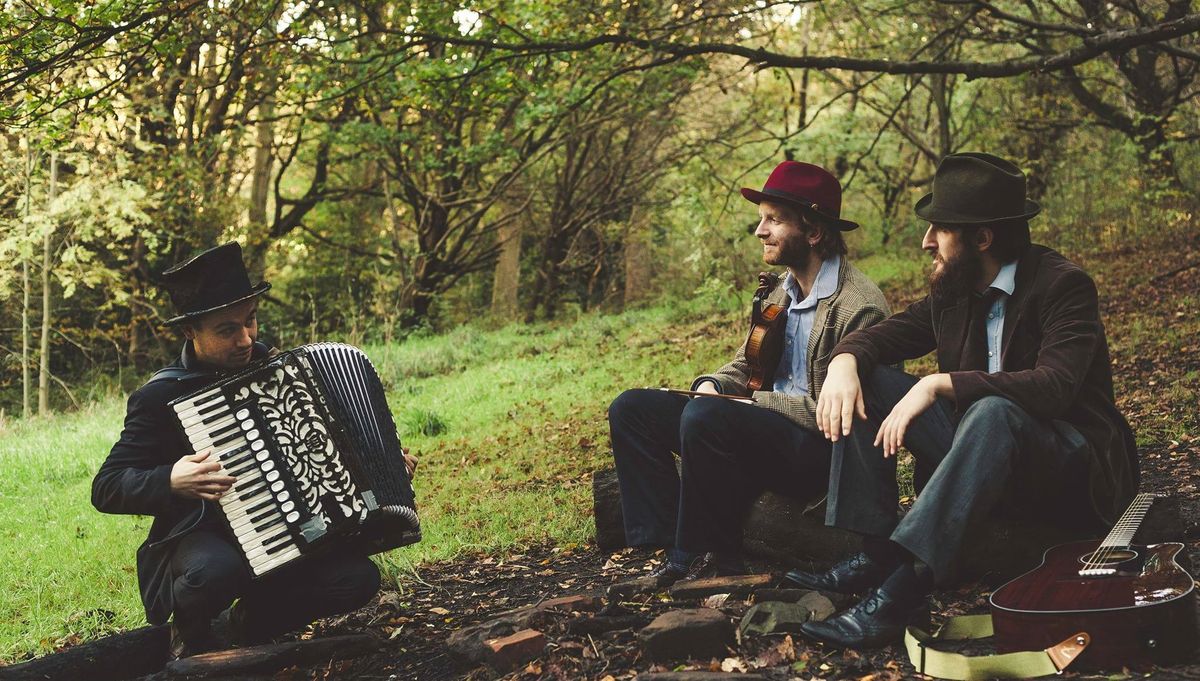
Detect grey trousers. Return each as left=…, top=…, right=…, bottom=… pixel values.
left=826, top=365, right=1092, bottom=582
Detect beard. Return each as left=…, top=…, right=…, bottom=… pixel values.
left=929, top=245, right=983, bottom=305
left=764, top=233, right=812, bottom=268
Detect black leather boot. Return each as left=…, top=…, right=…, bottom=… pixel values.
left=798, top=562, right=931, bottom=649
left=784, top=551, right=889, bottom=595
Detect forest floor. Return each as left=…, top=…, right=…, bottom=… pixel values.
left=3, top=226, right=1197, bottom=680
left=235, top=228, right=1200, bottom=680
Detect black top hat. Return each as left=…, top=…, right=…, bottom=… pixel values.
left=914, top=152, right=1041, bottom=225
left=161, top=242, right=270, bottom=326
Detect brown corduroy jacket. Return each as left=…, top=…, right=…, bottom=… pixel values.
left=692, top=257, right=891, bottom=432
left=832, top=244, right=1138, bottom=525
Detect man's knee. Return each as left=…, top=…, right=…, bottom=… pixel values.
left=174, top=555, right=245, bottom=603
left=320, top=556, right=382, bottom=610
left=960, top=395, right=1026, bottom=431
left=679, top=397, right=740, bottom=446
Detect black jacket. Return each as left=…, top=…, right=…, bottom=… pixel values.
left=92, top=341, right=272, bottom=625
left=833, top=245, right=1138, bottom=525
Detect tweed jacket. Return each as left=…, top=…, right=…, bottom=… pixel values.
left=833, top=245, right=1138, bottom=525
left=693, top=257, right=890, bottom=431
left=92, top=341, right=273, bottom=625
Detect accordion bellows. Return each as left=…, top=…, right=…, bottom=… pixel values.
left=170, top=343, right=420, bottom=577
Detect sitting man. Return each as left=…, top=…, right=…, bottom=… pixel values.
left=790, top=153, right=1138, bottom=648
left=608, top=161, right=890, bottom=584
left=92, top=242, right=414, bottom=658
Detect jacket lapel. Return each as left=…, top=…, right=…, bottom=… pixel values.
left=936, top=299, right=969, bottom=372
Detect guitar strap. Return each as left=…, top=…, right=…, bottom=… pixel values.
left=905, top=614, right=1090, bottom=680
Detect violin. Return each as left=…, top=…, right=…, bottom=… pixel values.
left=744, top=272, right=788, bottom=392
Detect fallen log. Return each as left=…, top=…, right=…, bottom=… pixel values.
left=156, top=634, right=379, bottom=679
left=593, top=467, right=1186, bottom=583
left=0, top=625, right=168, bottom=681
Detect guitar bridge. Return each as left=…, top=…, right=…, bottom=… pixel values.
left=1078, top=567, right=1117, bottom=576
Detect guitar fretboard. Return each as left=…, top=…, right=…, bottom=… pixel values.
left=1100, top=492, right=1155, bottom=549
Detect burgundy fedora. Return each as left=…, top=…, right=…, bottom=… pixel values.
left=741, top=161, right=858, bottom=231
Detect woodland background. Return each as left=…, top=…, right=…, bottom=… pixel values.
left=1, top=0, right=1197, bottom=414
left=0, top=0, right=1199, bottom=667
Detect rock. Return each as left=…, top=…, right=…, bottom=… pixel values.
left=737, top=594, right=834, bottom=641
left=535, top=594, right=602, bottom=615
left=638, top=609, right=733, bottom=663
left=483, top=629, right=546, bottom=672
left=566, top=614, right=650, bottom=636
left=668, top=574, right=774, bottom=600
left=636, top=674, right=767, bottom=681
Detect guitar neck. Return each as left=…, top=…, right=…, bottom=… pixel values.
left=1098, top=492, right=1155, bottom=549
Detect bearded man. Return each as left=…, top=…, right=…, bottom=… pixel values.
left=788, top=153, right=1138, bottom=649
left=607, top=161, right=890, bottom=584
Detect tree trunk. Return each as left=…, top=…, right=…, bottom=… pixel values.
left=246, top=92, right=275, bottom=278
left=21, top=143, right=32, bottom=418
left=38, top=151, right=57, bottom=415
left=490, top=219, right=521, bottom=320
left=622, top=205, right=651, bottom=308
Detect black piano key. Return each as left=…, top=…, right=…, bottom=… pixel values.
left=235, top=482, right=267, bottom=501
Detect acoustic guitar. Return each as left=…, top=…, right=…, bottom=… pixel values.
left=989, top=493, right=1198, bottom=670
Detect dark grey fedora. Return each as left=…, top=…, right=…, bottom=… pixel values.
left=160, top=242, right=270, bottom=326
left=914, top=152, right=1041, bottom=225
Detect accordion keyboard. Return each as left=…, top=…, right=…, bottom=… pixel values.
left=173, top=388, right=304, bottom=574
left=170, top=343, right=419, bottom=579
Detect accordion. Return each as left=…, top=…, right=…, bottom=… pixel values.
left=169, top=342, right=420, bottom=578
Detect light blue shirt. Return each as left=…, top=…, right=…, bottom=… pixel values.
left=984, top=260, right=1018, bottom=374
left=773, top=255, right=841, bottom=396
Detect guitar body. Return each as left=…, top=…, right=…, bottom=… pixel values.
left=990, top=540, right=1197, bottom=669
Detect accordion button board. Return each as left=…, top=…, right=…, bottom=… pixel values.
left=170, top=343, right=420, bottom=578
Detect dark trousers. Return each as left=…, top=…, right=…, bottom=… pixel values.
left=170, top=529, right=381, bottom=645
left=609, top=388, right=831, bottom=555
left=826, top=365, right=1092, bottom=583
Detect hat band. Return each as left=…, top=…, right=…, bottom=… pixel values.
left=759, top=187, right=818, bottom=209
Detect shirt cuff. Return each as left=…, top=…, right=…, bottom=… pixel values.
left=689, top=377, right=722, bottom=394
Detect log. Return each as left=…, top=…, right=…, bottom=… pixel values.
left=158, top=634, right=379, bottom=679
left=591, top=467, right=1188, bottom=583
left=0, top=625, right=169, bottom=681
left=593, top=468, right=627, bottom=552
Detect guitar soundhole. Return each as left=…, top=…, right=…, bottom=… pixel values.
left=1079, top=548, right=1138, bottom=566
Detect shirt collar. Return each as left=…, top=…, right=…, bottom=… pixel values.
left=987, top=260, right=1018, bottom=297
left=784, top=254, right=841, bottom=310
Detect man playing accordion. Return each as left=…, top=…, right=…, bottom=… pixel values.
left=92, top=242, right=415, bottom=658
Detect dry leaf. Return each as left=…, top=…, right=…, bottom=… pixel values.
left=429, top=607, right=450, bottom=615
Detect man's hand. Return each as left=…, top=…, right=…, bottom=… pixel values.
left=402, top=447, right=419, bottom=479
left=170, top=450, right=235, bottom=501
left=874, top=374, right=950, bottom=457
left=817, top=354, right=865, bottom=441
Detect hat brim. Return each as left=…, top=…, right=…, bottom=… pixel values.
left=914, top=194, right=1042, bottom=225
left=741, top=187, right=859, bottom=231
left=164, top=281, right=272, bottom=327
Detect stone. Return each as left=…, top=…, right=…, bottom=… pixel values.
left=593, top=468, right=626, bottom=551
left=638, top=609, right=733, bottom=663
left=737, top=594, right=834, bottom=641
left=536, top=594, right=602, bottom=615
left=668, top=574, right=774, bottom=600
left=483, top=629, right=546, bottom=672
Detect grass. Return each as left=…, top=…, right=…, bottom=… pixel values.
left=0, top=294, right=743, bottom=662
left=2, top=232, right=1195, bottom=663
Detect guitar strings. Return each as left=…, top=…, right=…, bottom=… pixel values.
left=1082, top=493, right=1151, bottom=573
